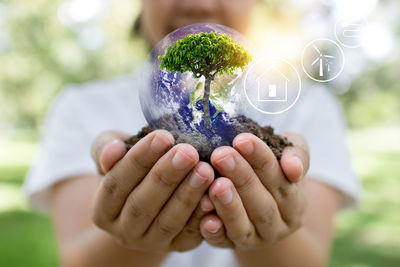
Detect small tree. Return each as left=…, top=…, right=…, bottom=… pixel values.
left=159, top=32, right=252, bottom=128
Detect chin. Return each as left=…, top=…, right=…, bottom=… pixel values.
left=168, top=19, right=223, bottom=33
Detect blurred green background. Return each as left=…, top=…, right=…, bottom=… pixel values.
left=0, top=0, right=399, bottom=266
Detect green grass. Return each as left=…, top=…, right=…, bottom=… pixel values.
left=0, top=140, right=58, bottom=267
left=0, top=128, right=399, bottom=267
left=330, top=151, right=400, bottom=267
left=0, top=210, right=58, bottom=267
left=0, top=165, right=58, bottom=267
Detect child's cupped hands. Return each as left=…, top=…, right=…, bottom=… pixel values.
left=90, top=130, right=215, bottom=252
left=200, top=133, right=310, bottom=250
left=90, top=129, right=309, bottom=253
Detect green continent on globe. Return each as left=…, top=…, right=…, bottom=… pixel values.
left=189, top=73, right=240, bottom=127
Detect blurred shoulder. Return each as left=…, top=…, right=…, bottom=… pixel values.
left=47, top=69, right=144, bottom=123
left=265, top=85, right=346, bottom=134
left=60, top=72, right=139, bottom=105
left=286, top=85, right=345, bottom=123
left=299, top=85, right=342, bottom=112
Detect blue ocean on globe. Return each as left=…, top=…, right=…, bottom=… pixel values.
left=139, top=23, right=254, bottom=158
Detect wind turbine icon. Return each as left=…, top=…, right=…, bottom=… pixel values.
left=311, top=45, right=334, bottom=77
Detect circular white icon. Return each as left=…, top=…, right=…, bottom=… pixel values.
left=335, top=18, right=368, bottom=49
left=301, top=38, right=345, bottom=83
left=243, top=57, right=301, bottom=115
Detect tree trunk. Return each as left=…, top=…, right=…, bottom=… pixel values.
left=203, top=77, right=212, bottom=128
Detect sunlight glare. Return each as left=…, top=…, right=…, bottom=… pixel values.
left=361, top=23, right=395, bottom=60
left=58, top=0, right=105, bottom=25
left=333, top=0, right=377, bottom=20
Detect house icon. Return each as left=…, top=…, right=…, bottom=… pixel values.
left=256, top=66, right=289, bottom=102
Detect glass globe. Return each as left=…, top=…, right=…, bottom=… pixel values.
left=139, top=23, right=253, bottom=158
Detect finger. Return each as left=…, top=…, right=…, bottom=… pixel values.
left=171, top=194, right=215, bottom=251
left=119, top=144, right=199, bottom=236
left=92, top=130, right=174, bottom=227
left=145, top=161, right=214, bottom=242
left=200, top=194, right=215, bottom=213
left=211, top=146, right=281, bottom=233
left=200, top=214, right=233, bottom=248
left=232, top=133, right=307, bottom=228
left=207, top=178, right=258, bottom=248
left=91, top=130, right=130, bottom=174
left=233, top=133, right=283, bottom=187
left=279, top=133, right=310, bottom=183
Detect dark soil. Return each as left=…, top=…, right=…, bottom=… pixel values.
left=124, top=116, right=292, bottom=162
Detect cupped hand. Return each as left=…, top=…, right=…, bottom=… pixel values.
left=90, top=130, right=215, bottom=252
left=199, top=133, right=309, bottom=250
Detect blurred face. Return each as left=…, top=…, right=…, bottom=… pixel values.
left=141, top=0, right=258, bottom=46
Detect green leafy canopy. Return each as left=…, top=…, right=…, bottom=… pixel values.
left=158, top=32, right=252, bottom=79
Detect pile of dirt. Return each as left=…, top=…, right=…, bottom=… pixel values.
left=125, top=116, right=292, bottom=162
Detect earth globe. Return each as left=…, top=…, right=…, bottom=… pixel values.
left=139, top=23, right=255, bottom=159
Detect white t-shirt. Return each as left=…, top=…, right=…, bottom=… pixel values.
left=23, top=68, right=360, bottom=267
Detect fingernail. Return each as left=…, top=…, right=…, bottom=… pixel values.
left=100, top=140, right=126, bottom=172
left=208, top=227, right=220, bottom=234
left=201, top=197, right=214, bottom=212
left=150, top=134, right=171, bottom=154
left=216, top=188, right=233, bottom=205
left=172, top=149, right=194, bottom=170
left=206, top=219, right=221, bottom=233
left=189, top=170, right=207, bottom=188
left=236, top=140, right=254, bottom=155
left=294, top=156, right=304, bottom=178
left=215, top=155, right=235, bottom=171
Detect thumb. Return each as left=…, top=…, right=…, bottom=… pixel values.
left=279, top=132, right=310, bottom=183
left=91, top=130, right=130, bottom=175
